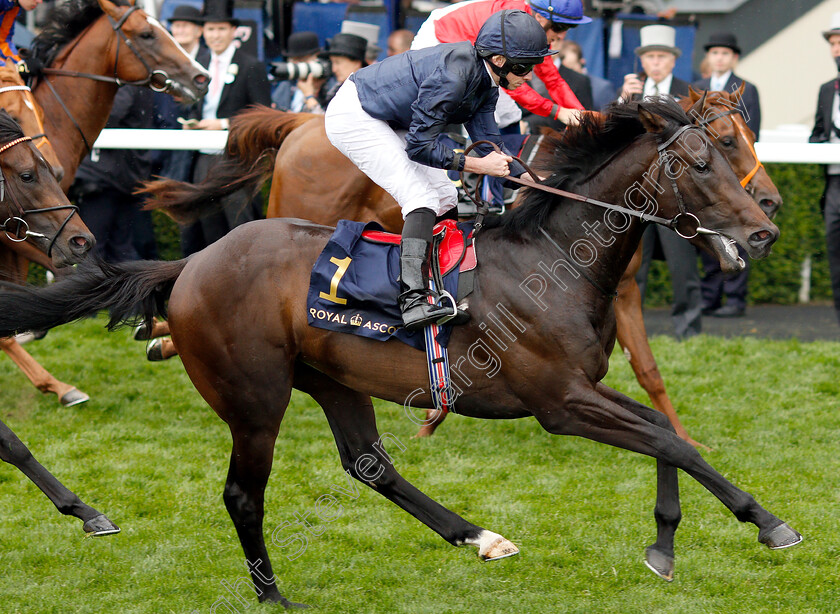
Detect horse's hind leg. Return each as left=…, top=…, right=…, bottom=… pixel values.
left=294, top=363, right=517, bottom=560
left=0, top=337, right=89, bottom=406
left=0, top=418, right=118, bottom=535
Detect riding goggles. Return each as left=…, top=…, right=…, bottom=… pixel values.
left=506, top=61, right=540, bottom=76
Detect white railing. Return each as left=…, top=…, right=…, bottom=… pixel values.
left=92, top=125, right=840, bottom=163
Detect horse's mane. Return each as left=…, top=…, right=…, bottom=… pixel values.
left=488, top=98, right=692, bottom=237
left=0, top=110, right=26, bottom=146
left=27, top=0, right=130, bottom=67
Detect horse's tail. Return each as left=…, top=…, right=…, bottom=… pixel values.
left=138, top=107, right=319, bottom=224
left=0, top=256, right=188, bottom=337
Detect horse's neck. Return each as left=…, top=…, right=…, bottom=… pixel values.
left=35, top=17, right=120, bottom=190
left=534, top=145, right=656, bottom=294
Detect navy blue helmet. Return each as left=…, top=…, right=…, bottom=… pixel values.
left=474, top=10, right=558, bottom=62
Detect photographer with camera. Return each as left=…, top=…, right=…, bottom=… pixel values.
left=271, top=31, right=334, bottom=113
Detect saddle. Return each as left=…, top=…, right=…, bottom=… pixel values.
left=361, top=219, right=477, bottom=278
left=306, top=220, right=477, bottom=351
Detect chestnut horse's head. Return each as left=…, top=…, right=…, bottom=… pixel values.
left=684, top=84, right=782, bottom=219
left=97, top=0, right=209, bottom=103
left=0, top=63, right=64, bottom=182
left=0, top=110, right=93, bottom=267
left=637, top=98, right=778, bottom=272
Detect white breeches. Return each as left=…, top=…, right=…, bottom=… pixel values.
left=324, top=79, right=458, bottom=219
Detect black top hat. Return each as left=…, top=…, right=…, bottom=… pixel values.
left=704, top=32, right=741, bottom=55
left=326, top=33, right=368, bottom=65
left=284, top=32, right=322, bottom=59
left=200, top=0, right=239, bottom=26
left=169, top=5, right=203, bottom=25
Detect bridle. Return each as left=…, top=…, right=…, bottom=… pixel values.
left=466, top=124, right=725, bottom=241
left=36, top=4, right=179, bottom=153
left=0, top=136, right=79, bottom=258
left=0, top=84, right=52, bottom=155
left=693, top=106, right=764, bottom=192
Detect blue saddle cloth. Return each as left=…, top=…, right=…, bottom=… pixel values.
left=307, top=220, right=466, bottom=351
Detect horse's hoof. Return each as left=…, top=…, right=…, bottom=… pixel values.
left=133, top=321, right=153, bottom=341
left=480, top=536, right=520, bottom=561
left=83, top=514, right=120, bottom=537
left=758, top=523, right=803, bottom=550
left=644, top=546, right=675, bottom=581
left=60, top=388, right=90, bottom=407
left=146, top=338, right=166, bottom=362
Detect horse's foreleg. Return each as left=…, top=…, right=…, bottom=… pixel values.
left=0, top=418, right=118, bottom=535
left=0, top=337, right=89, bottom=406
left=296, top=364, right=517, bottom=561
left=615, top=250, right=706, bottom=449
left=414, top=407, right=447, bottom=438
left=534, top=382, right=801, bottom=579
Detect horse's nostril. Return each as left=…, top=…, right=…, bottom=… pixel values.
left=194, top=74, right=208, bottom=86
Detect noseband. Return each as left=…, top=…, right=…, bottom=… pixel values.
left=0, top=136, right=79, bottom=258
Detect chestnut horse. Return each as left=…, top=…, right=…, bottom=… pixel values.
left=0, top=0, right=210, bottom=407
left=0, top=101, right=799, bottom=606
left=0, top=110, right=118, bottom=536
left=0, top=63, right=89, bottom=405
left=141, top=86, right=781, bottom=449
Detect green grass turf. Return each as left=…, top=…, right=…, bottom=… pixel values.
left=0, top=316, right=837, bottom=613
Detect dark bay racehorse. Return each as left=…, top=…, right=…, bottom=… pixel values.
left=0, top=110, right=118, bottom=536
left=0, top=100, right=800, bottom=606
left=140, top=87, right=782, bottom=448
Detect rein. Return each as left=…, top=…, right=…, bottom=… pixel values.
left=0, top=136, right=79, bottom=257
left=464, top=126, right=718, bottom=241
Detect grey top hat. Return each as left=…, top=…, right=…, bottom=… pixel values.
left=704, top=32, right=741, bottom=55
left=635, top=25, right=682, bottom=58
left=326, top=33, right=368, bottom=65
left=823, top=12, right=840, bottom=41
left=284, top=32, right=322, bottom=58
left=169, top=5, right=203, bottom=25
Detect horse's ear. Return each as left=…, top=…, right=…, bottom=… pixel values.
left=687, top=86, right=703, bottom=103
left=687, top=90, right=707, bottom=121
left=637, top=105, right=667, bottom=133
left=734, top=81, right=746, bottom=100
left=97, top=0, right=124, bottom=20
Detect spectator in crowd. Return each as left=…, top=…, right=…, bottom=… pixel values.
left=71, top=86, right=157, bottom=262
left=180, top=0, right=271, bottom=256
left=811, top=12, right=840, bottom=327
left=322, top=32, right=368, bottom=106
left=694, top=32, right=761, bottom=318
left=559, top=39, right=614, bottom=111
left=366, top=42, right=383, bottom=65
left=622, top=25, right=701, bottom=340
left=411, top=0, right=590, bottom=133
left=152, top=4, right=205, bottom=186
left=272, top=31, right=331, bottom=113
left=0, top=0, right=41, bottom=64
left=387, top=29, right=415, bottom=56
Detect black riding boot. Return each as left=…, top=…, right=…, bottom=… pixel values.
left=399, top=208, right=467, bottom=331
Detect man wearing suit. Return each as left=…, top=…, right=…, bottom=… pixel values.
left=620, top=25, right=701, bottom=340
left=181, top=0, right=271, bottom=255
left=693, top=32, right=761, bottom=318
left=811, top=12, right=840, bottom=327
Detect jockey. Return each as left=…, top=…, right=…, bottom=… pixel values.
left=412, top=0, right=592, bottom=130
left=325, top=10, right=555, bottom=331
left=0, top=0, right=41, bottom=65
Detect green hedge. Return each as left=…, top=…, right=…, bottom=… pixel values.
left=644, top=163, right=832, bottom=306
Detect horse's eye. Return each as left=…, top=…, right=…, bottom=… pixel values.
left=693, top=163, right=710, bottom=175
left=19, top=171, right=35, bottom=183
left=139, top=30, right=155, bottom=40
left=720, top=137, right=735, bottom=148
